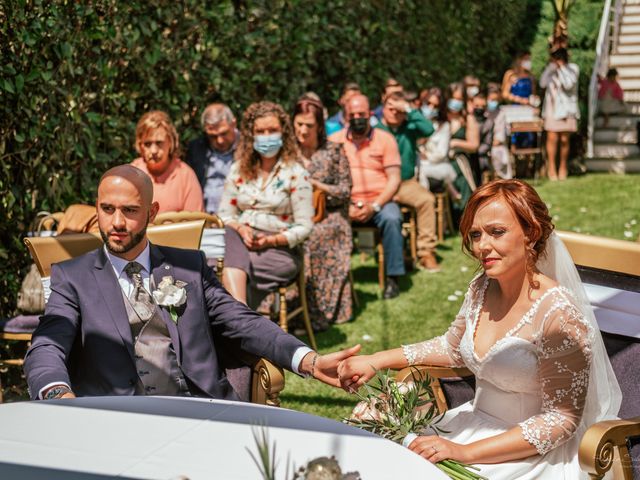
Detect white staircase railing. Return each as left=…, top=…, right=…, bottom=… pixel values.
left=588, top=0, right=623, bottom=158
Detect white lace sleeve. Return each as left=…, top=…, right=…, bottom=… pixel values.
left=401, top=289, right=472, bottom=367
left=518, top=301, right=593, bottom=455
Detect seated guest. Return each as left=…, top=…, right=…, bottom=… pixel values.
left=293, top=96, right=353, bottom=330
left=326, top=82, right=361, bottom=136
left=24, top=164, right=357, bottom=400
left=478, top=83, right=512, bottom=179
left=447, top=82, right=479, bottom=221
left=329, top=94, right=404, bottom=299
left=418, top=87, right=459, bottom=200
left=131, top=111, right=204, bottom=213
left=185, top=103, right=239, bottom=213
left=463, top=74, right=481, bottom=112
left=219, top=101, right=313, bottom=310
left=372, top=77, right=404, bottom=122
left=376, top=92, right=440, bottom=272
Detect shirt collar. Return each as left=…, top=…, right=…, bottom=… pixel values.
left=104, top=240, right=151, bottom=278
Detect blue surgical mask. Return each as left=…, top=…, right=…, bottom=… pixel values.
left=421, top=105, right=437, bottom=119
left=487, top=100, right=499, bottom=112
left=253, top=133, right=283, bottom=157
left=447, top=98, right=464, bottom=113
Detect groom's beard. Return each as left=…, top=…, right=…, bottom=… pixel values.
left=100, top=225, right=147, bottom=255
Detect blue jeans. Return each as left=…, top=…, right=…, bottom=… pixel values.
left=373, top=202, right=405, bottom=277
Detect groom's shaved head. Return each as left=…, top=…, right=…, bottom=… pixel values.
left=99, top=164, right=154, bottom=206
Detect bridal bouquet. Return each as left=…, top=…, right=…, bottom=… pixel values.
left=344, top=369, right=487, bottom=480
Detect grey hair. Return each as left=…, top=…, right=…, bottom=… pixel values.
left=201, top=103, right=235, bottom=128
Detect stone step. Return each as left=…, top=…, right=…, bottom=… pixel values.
left=615, top=65, right=640, bottom=77
left=596, top=103, right=640, bottom=122
left=616, top=43, right=640, bottom=54
left=621, top=23, right=640, bottom=35
left=585, top=157, right=640, bottom=172
left=594, top=129, right=637, bottom=143
left=624, top=90, right=640, bottom=102
left=618, top=33, right=640, bottom=44
left=619, top=78, right=640, bottom=90
left=595, top=114, right=640, bottom=128
left=621, top=14, right=640, bottom=25
left=625, top=5, right=640, bottom=15
left=610, top=53, right=640, bottom=66
left=593, top=143, right=640, bottom=158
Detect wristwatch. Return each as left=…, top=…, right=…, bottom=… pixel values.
left=43, top=385, right=72, bottom=400
left=371, top=202, right=382, bottom=213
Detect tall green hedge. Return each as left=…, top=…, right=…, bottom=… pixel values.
left=0, top=0, right=563, bottom=316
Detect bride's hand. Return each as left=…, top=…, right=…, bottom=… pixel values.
left=337, top=354, right=378, bottom=392
left=408, top=435, right=471, bottom=464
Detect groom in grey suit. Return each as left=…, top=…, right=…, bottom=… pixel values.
left=24, top=165, right=358, bottom=400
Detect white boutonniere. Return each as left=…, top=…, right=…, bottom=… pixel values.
left=152, top=276, right=187, bottom=323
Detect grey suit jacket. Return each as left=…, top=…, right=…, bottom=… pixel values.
left=24, top=243, right=306, bottom=399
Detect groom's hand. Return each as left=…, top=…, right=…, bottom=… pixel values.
left=337, top=354, right=379, bottom=392
left=300, top=345, right=361, bottom=389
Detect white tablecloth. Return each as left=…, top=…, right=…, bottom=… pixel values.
left=0, top=397, right=446, bottom=479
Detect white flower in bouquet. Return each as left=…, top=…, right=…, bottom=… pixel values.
left=344, top=369, right=487, bottom=480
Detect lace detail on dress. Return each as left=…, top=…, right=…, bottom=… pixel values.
left=402, top=276, right=484, bottom=367
left=518, top=294, right=593, bottom=455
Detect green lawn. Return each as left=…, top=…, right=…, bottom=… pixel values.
left=281, top=173, right=640, bottom=421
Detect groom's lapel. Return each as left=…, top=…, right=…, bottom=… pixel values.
left=93, top=248, right=135, bottom=363
left=149, top=244, right=182, bottom=363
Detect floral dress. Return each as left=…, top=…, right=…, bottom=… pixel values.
left=303, top=142, right=353, bottom=330
left=218, top=159, right=313, bottom=248
left=403, top=275, right=594, bottom=479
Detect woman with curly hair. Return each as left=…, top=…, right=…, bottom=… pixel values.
left=131, top=110, right=204, bottom=213
left=218, top=101, right=313, bottom=309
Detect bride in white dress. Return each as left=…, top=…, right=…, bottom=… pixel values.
left=337, top=179, right=621, bottom=479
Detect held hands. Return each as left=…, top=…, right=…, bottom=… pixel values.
left=336, top=354, right=379, bottom=392
left=237, top=225, right=279, bottom=251
left=301, top=345, right=362, bottom=389
left=349, top=203, right=374, bottom=223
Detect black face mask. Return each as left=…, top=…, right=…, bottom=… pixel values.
left=349, top=117, right=369, bottom=135
left=473, top=108, right=486, bottom=119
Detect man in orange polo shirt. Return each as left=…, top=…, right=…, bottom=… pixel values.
left=329, top=94, right=404, bottom=299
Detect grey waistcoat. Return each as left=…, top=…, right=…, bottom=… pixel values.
left=121, top=290, right=190, bottom=396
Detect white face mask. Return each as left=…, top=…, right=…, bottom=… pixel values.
left=521, top=59, right=532, bottom=71
left=466, top=86, right=480, bottom=98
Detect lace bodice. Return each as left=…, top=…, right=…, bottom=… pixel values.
left=403, top=275, right=594, bottom=455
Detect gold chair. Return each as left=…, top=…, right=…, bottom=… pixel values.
left=434, top=191, right=454, bottom=242
left=152, top=211, right=225, bottom=278
left=269, top=262, right=317, bottom=351
left=22, top=220, right=285, bottom=406
left=153, top=211, right=224, bottom=228
left=509, top=119, right=544, bottom=178
left=399, top=205, right=418, bottom=265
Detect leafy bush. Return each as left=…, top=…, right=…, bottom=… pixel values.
left=1, top=0, right=593, bottom=317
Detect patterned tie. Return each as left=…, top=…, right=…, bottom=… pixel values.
left=124, top=262, right=155, bottom=321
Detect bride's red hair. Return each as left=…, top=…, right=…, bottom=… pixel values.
left=459, top=179, right=554, bottom=289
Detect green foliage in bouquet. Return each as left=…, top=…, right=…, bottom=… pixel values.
left=344, top=368, right=444, bottom=444
left=344, top=369, right=487, bottom=480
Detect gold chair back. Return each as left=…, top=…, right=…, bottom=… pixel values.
left=24, top=220, right=206, bottom=277
left=557, top=230, right=640, bottom=277
left=153, top=211, right=224, bottom=229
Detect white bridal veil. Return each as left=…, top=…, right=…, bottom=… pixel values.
left=537, top=232, right=622, bottom=429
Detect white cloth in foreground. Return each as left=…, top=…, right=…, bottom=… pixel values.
left=402, top=233, right=621, bottom=479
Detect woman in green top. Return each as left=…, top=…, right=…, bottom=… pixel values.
left=446, top=82, right=480, bottom=223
